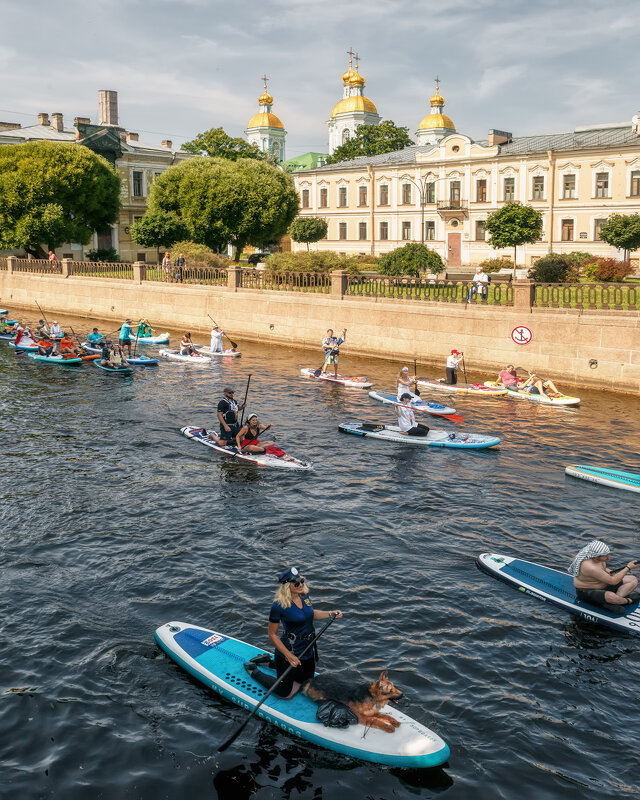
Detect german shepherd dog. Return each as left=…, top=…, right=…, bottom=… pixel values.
left=302, top=671, right=403, bottom=733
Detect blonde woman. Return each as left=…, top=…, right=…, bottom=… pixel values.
left=245, top=566, right=343, bottom=699
left=396, top=366, right=420, bottom=401
left=161, top=252, right=171, bottom=278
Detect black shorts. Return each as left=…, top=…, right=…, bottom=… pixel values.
left=576, top=581, right=623, bottom=607
left=407, top=424, right=429, bottom=437
left=445, top=367, right=457, bottom=385
left=118, top=338, right=130, bottom=347
left=273, top=652, right=315, bottom=697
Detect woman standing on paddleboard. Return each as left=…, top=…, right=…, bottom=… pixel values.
left=245, top=567, right=342, bottom=699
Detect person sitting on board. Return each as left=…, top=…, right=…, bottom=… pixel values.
left=37, top=335, right=54, bottom=357
left=180, top=332, right=197, bottom=356
left=119, top=318, right=134, bottom=357
left=137, top=319, right=152, bottom=338
left=396, top=393, right=429, bottom=436
left=110, top=344, right=129, bottom=369
left=215, top=386, right=246, bottom=445
left=244, top=567, right=343, bottom=699
left=59, top=333, right=79, bottom=358
left=49, top=320, right=63, bottom=339
left=396, top=367, right=420, bottom=400
left=86, top=327, right=104, bottom=347
left=0, top=317, right=16, bottom=333
left=235, top=413, right=275, bottom=454
left=36, top=319, right=50, bottom=338
left=14, top=325, right=36, bottom=346
left=210, top=325, right=224, bottom=353
left=445, top=350, right=462, bottom=385
left=100, top=341, right=114, bottom=366
left=569, top=540, right=639, bottom=615
left=519, top=373, right=561, bottom=397
left=496, top=364, right=520, bottom=391
left=321, top=328, right=347, bottom=377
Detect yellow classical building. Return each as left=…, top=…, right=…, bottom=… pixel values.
left=293, top=81, right=640, bottom=267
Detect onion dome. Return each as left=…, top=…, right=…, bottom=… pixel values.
left=418, top=81, right=455, bottom=131
left=342, top=67, right=357, bottom=84
left=331, top=95, right=378, bottom=118
left=247, top=111, right=284, bottom=129
left=258, top=89, right=274, bottom=105
left=349, top=70, right=365, bottom=87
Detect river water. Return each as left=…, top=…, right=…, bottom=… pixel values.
left=1, top=312, right=639, bottom=800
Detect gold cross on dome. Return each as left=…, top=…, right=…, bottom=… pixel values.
left=261, top=74, right=269, bottom=92
left=435, top=75, right=440, bottom=93
left=354, top=51, right=360, bottom=72
left=347, top=47, right=355, bottom=67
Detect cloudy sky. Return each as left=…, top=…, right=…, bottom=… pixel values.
left=0, top=0, right=637, bottom=157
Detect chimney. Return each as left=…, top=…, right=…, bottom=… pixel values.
left=633, top=114, right=640, bottom=136
left=98, top=90, right=119, bottom=126
left=74, top=116, right=90, bottom=126
left=126, top=132, right=139, bottom=142
left=488, top=129, right=512, bottom=146
left=38, top=113, right=50, bottom=126
left=0, top=122, right=20, bottom=131
left=161, top=139, right=173, bottom=149
left=51, top=113, right=64, bottom=132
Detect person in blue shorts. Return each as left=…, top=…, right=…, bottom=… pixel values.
left=321, top=328, right=347, bottom=377
left=244, top=567, right=343, bottom=698
left=119, top=318, right=134, bottom=357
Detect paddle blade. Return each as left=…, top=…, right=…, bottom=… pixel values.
left=313, top=369, right=322, bottom=376
left=442, top=413, right=464, bottom=423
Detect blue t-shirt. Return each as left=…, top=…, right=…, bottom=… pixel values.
left=269, top=595, right=315, bottom=659
left=87, top=332, right=103, bottom=344
left=119, top=323, right=133, bottom=340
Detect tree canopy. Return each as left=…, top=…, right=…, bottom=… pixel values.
left=325, top=120, right=414, bottom=165
left=146, top=157, right=298, bottom=257
left=0, top=140, right=119, bottom=257
left=181, top=127, right=275, bottom=162
left=131, top=211, right=189, bottom=250
left=484, top=202, right=543, bottom=271
left=288, top=216, right=328, bottom=250
left=598, top=214, right=640, bottom=258
left=378, top=242, right=443, bottom=276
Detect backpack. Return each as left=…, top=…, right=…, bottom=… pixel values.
left=316, top=700, right=358, bottom=728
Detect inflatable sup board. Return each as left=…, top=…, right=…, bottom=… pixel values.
left=159, top=349, right=211, bottom=365
left=566, top=464, right=640, bottom=494
left=339, top=422, right=500, bottom=449
left=194, top=346, right=241, bottom=358
left=416, top=378, right=507, bottom=397
left=484, top=382, right=580, bottom=406
left=301, top=368, right=372, bottom=388
left=368, top=391, right=460, bottom=421
left=28, top=353, right=82, bottom=365
left=135, top=333, right=170, bottom=345
left=181, top=426, right=312, bottom=470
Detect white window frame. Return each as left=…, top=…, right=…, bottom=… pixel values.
left=131, top=169, right=146, bottom=198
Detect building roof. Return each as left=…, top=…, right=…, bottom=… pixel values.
left=283, top=151, right=328, bottom=172
left=0, top=124, right=75, bottom=142
left=247, top=112, right=284, bottom=130
left=331, top=95, right=378, bottom=118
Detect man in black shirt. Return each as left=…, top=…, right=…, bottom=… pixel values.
left=216, top=386, right=246, bottom=446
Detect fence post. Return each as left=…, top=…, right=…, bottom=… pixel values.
left=61, top=258, right=73, bottom=278
left=513, top=279, right=535, bottom=309
left=7, top=255, right=15, bottom=274
left=227, top=265, right=242, bottom=291
left=331, top=269, right=347, bottom=298
left=132, top=261, right=147, bottom=283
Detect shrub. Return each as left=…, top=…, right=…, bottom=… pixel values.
left=564, top=251, right=596, bottom=270
left=528, top=254, right=579, bottom=283
left=378, top=243, right=443, bottom=276
left=265, top=251, right=341, bottom=272
left=583, top=258, right=634, bottom=282
left=170, top=240, right=230, bottom=269
left=478, top=257, right=514, bottom=273
left=86, top=248, right=121, bottom=263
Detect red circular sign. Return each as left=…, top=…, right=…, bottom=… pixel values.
left=511, top=326, right=533, bottom=345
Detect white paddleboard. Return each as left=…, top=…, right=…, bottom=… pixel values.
left=368, top=391, right=458, bottom=419
left=417, top=378, right=507, bottom=397
left=484, top=381, right=580, bottom=406
left=159, top=349, right=211, bottom=365
left=339, top=422, right=500, bottom=449
left=566, top=464, right=640, bottom=494
left=194, top=345, right=242, bottom=357
left=135, top=333, right=170, bottom=345
left=181, top=426, right=312, bottom=470
left=301, top=368, right=372, bottom=389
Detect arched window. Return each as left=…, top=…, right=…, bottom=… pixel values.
left=342, top=129, right=351, bottom=144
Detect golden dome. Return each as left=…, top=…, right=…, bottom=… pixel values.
left=258, top=90, right=274, bottom=105
left=349, top=71, right=365, bottom=87
left=430, top=92, right=445, bottom=106
left=342, top=67, right=357, bottom=84
left=331, top=95, right=378, bottom=118
left=247, top=111, right=284, bottom=129
left=418, top=113, right=455, bottom=131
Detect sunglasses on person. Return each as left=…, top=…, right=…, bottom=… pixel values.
left=290, top=578, right=305, bottom=587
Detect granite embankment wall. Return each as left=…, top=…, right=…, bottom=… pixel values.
left=1, top=268, right=639, bottom=394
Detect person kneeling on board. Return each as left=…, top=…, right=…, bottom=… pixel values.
left=37, top=335, right=54, bottom=356
left=235, top=413, right=275, bottom=454
left=396, top=393, right=429, bottom=436
left=570, top=540, right=639, bottom=614
left=60, top=333, right=79, bottom=358
left=180, top=332, right=197, bottom=356
left=397, top=366, right=420, bottom=400
left=244, top=567, right=342, bottom=699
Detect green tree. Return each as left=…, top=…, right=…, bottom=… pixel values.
left=378, top=242, right=443, bottom=276
left=131, top=211, right=189, bottom=256
left=288, top=216, right=328, bottom=250
left=325, top=120, right=414, bottom=165
left=484, top=202, right=543, bottom=275
left=598, top=214, right=640, bottom=260
left=182, top=127, right=275, bottom=162
left=0, top=140, right=119, bottom=258
left=146, top=157, right=298, bottom=259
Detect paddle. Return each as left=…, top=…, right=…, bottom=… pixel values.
left=207, top=314, right=237, bottom=349
left=34, top=299, right=51, bottom=338
left=236, top=424, right=272, bottom=455
left=460, top=352, right=468, bottom=385
left=217, top=613, right=338, bottom=753
left=413, top=358, right=421, bottom=396
left=239, top=374, right=251, bottom=426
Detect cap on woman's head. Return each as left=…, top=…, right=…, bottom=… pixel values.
left=400, top=392, right=412, bottom=400
left=401, top=366, right=409, bottom=372
left=451, top=349, right=461, bottom=355
left=279, top=566, right=303, bottom=584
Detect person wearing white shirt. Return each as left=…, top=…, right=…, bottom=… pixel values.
left=210, top=325, right=224, bottom=353
left=396, top=366, right=420, bottom=400
left=446, top=350, right=462, bottom=385
left=396, top=393, right=429, bottom=436
left=49, top=320, right=63, bottom=339
left=468, top=267, right=489, bottom=302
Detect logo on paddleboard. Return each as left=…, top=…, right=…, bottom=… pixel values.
left=511, top=326, right=533, bottom=345
left=203, top=634, right=225, bottom=647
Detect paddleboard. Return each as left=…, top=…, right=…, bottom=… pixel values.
left=477, top=552, right=640, bottom=636
left=154, top=621, right=449, bottom=768
left=135, top=333, right=170, bottom=345
left=368, top=391, right=459, bottom=419
left=565, top=464, right=640, bottom=494
left=416, top=378, right=507, bottom=397
left=339, top=422, right=500, bottom=449
left=301, top=368, right=372, bottom=389
left=9, top=341, right=38, bottom=351
left=0, top=309, right=8, bottom=315
left=0, top=332, right=17, bottom=341
left=80, top=341, right=103, bottom=354
left=194, top=345, right=242, bottom=358
left=93, top=360, right=133, bottom=375
left=126, top=354, right=159, bottom=366
left=181, top=426, right=312, bottom=471
left=484, top=381, right=580, bottom=406
left=159, top=349, right=212, bottom=365
left=28, top=353, right=82, bottom=365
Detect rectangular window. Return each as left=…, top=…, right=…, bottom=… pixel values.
left=401, top=221, right=411, bottom=240
left=532, top=176, right=544, bottom=200
left=301, top=189, right=310, bottom=208
left=338, top=222, right=347, bottom=240
left=338, top=186, right=347, bottom=207
left=476, top=179, right=487, bottom=202
left=426, top=182, right=435, bottom=203
left=424, top=221, right=435, bottom=240
left=136, top=252, right=146, bottom=262
left=379, top=221, right=389, bottom=240
left=379, top=184, right=389, bottom=205
left=132, top=171, right=144, bottom=197
left=631, top=170, right=640, bottom=197
left=358, top=185, right=368, bottom=206
left=594, top=218, right=606, bottom=241
left=402, top=183, right=412, bottom=204
left=561, top=219, right=574, bottom=241
left=595, top=172, right=609, bottom=198
left=563, top=174, right=576, bottom=199
left=504, top=177, right=515, bottom=201
left=475, top=220, right=486, bottom=241
left=449, top=181, right=461, bottom=206
left=319, top=187, right=328, bottom=208
left=358, top=222, right=367, bottom=240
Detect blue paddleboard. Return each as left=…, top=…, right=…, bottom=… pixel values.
left=566, top=464, right=640, bottom=495
left=155, top=621, right=449, bottom=768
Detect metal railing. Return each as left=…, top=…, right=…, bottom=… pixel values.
left=437, top=200, right=468, bottom=212
left=0, top=257, right=7, bottom=271
left=13, top=258, right=62, bottom=274
left=72, top=261, right=134, bottom=279
left=346, top=275, right=514, bottom=305
left=534, top=282, right=640, bottom=311
left=241, top=270, right=332, bottom=293
left=145, top=265, right=228, bottom=285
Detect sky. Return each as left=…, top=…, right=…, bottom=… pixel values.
left=0, top=0, right=638, bottom=157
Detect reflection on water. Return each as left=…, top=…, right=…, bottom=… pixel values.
left=1, top=311, right=640, bottom=799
